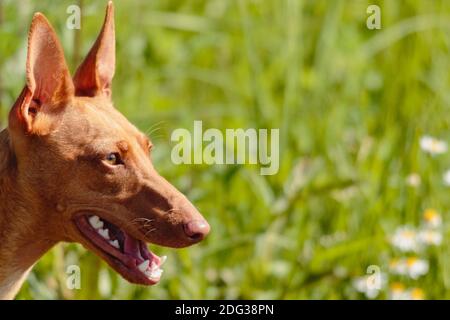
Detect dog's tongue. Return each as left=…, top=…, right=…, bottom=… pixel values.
left=124, top=233, right=144, bottom=261
left=123, top=232, right=158, bottom=264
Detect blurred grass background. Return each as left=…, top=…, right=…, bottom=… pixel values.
left=1, top=0, right=450, bottom=299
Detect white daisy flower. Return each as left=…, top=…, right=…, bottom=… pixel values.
left=422, top=209, right=442, bottom=229
left=420, top=135, right=447, bottom=155
left=389, top=282, right=407, bottom=300
left=391, top=226, right=419, bottom=252
left=408, top=288, right=425, bottom=300
left=406, top=173, right=421, bottom=187
left=389, top=257, right=429, bottom=279
left=353, top=273, right=387, bottom=299
left=418, top=229, right=442, bottom=246
left=389, top=283, right=425, bottom=300
left=389, top=258, right=408, bottom=276
left=443, top=170, right=450, bottom=186
left=405, top=257, right=429, bottom=279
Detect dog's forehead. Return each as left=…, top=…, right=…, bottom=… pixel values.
left=63, top=96, right=149, bottom=149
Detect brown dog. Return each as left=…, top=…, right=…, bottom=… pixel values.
left=0, top=2, right=209, bottom=300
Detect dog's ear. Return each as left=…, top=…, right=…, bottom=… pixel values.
left=9, top=13, right=74, bottom=135
left=73, top=1, right=115, bottom=98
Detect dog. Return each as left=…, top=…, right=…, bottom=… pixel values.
left=0, top=1, right=210, bottom=300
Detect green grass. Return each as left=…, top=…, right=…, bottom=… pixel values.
left=1, top=0, right=449, bottom=299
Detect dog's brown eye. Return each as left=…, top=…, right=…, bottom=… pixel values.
left=105, top=153, right=122, bottom=166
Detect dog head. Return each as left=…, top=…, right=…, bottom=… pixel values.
left=7, top=2, right=209, bottom=286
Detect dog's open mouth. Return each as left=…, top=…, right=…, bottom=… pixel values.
left=74, top=215, right=166, bottom=286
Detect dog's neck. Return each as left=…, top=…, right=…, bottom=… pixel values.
left=0, top=129, right=56, bottom=299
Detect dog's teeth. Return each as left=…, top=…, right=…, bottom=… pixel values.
left=150, top=261, right=158, bottom=271
left=138, top=260, right=150, bottom=272
left=109, top=240, right=120, bottom=249
left=153, top=269, right=163, bottom=278
left=144, top=270, right=152, bottom=278
left=88, top=215, right=104, bottom=229
left=98, top=228, right=110, bottom=239
left=145, top=268, right=163, bottom=280
left=152, top=268, right=163, bottom=278
left=160, top=256, right=167, bottom=266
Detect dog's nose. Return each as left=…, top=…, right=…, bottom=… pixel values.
left=183, top=220, right=210, bottom=242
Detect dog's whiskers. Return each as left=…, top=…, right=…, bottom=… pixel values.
left=147, top=134, right=166, bottom=144
left=123, top=217, right=155, bottom=231
left=147, top=128, right=164, bottom=138
left=144, top=227, right=157, bottom=237
left=144, top=121, right=166, bottom=138
left=165, top=208, right=180, bottom=215
left=145, top=120, right=166, bottom=133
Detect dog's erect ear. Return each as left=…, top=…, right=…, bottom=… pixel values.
left=9, top=13, right=74, bottom=134
left=73, top=1, right=115, bottom=98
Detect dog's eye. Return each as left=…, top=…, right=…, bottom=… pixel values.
left=105, top=153, right=123, bottom=166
